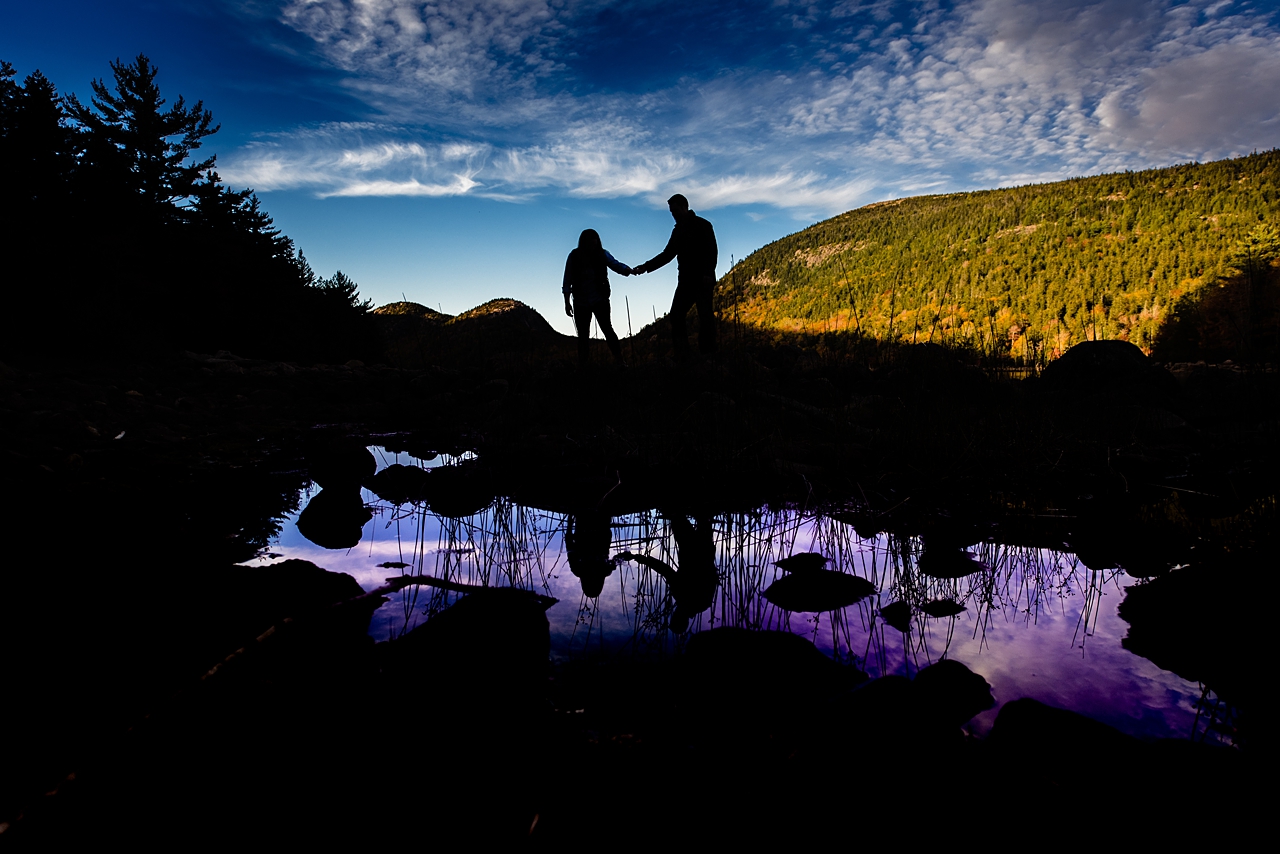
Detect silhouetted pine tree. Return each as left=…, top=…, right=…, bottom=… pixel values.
left=0, top=55, right=374, bottom=362
left=65, top=54, right=217, bottom=219
left=0, top=64, right=76, bottom=219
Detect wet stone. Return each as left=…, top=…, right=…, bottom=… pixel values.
left=762, top=569, right=876, bottom=612
left=295, top=487, right=371, bottom=550
left=367, top=463, right=430, bottom=505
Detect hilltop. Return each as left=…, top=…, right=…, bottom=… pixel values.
left=722, top=150, right=1280, bottom=361
left=373, top=298, right=570, bottom=368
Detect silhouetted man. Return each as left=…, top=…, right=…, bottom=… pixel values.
left=633, top=194, right=718, bottom=359
left=617, top=514, right=719, bottom=633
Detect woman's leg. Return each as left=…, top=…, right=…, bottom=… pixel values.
left=573, top=298, right=592, bottom=365
left=590, top=300, right=626, bottom=364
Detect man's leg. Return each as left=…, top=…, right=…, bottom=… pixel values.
left=669, top=281, right=697, bottom=359
left=695, top=278, right=717, bottom=354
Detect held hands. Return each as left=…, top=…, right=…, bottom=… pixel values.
left=631, top=263, right=647, bottom=275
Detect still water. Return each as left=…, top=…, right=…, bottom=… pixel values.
left=244, top=446, right=1221, bottom=745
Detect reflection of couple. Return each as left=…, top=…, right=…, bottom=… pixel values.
left=567, top=511, right=718, bottom=634
left=563, top=194, right=718, bottom=366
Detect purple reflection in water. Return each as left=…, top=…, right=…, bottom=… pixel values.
left=243, top=446, right=1208, bottom=744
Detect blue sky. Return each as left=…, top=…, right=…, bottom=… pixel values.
left=5, top=1, right=1279, bottom=333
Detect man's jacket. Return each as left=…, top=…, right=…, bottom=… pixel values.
left=643, top=211, right=717, bottom=283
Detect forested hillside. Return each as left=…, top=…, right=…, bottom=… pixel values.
left=723, top=151, right=1280, bottom=360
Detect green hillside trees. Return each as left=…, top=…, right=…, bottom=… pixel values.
left=722, top=152, right=1280, bottom=362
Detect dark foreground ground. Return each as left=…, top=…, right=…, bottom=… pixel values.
left=0, top=333, right=1274, bottom=844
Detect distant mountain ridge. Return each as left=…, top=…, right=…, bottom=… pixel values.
left=373, top=298, right=570, bottom=368
left=721, top=150, right=1280, bottom=358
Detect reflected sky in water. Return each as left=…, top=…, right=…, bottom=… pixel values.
left=243, top=446, right=1210, bottom=744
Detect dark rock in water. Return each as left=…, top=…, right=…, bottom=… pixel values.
left=427, top=463, right=494, bottom=518
left=986, top=696, right=1248, bottom=806
left=295, top=488, right=371, bottom=549
left=249, top=557, right=365, bottom=609
left=1040, top=340, right=1179, bottom=402
left=880, top=600, right=913, bottom=632
left=376, top=585, right=555, bottom=834
left=684, top=627, right=867, bottom=687
left=912, top=659, right=995, bottom=728
left=240, top=558, right=373, bottom=640
left=680, top=628, right=867, bottom=720
left=986, top=698, right=1251, bottom=824
left=919, top=598, right=965, bottom=618
left=774, top=552, right=830, bottom=574
left=918, top=548, right=986, bottom=579
left=308, top=441, right=376, bottom=489
left=986, top=697, right=1144, bottom=761
left=806, top=661, right=992, bottom=770
left=1118, top=563, right=1258, bottom=715
left=186, top=558, right=376, bottom=682
left=763, top=570, right=876, bottom=612
left=1069, top=527, right=1180, bottom=577
left=368, top=463, right=430, bottom=505
left=380, top=586, right=556, bottom=710
left=818, top=675, right=916, bottom=753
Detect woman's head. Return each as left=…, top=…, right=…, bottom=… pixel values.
left=578, top=228, right=603, bottom=253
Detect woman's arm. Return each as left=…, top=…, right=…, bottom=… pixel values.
left=616, top=551, right=675, bottom=582
left=604, top=250, right=633, bottom=277
left=562, top=253, right=575, bottom=316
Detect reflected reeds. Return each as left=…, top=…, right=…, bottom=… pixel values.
left=360, top=493, right=1132, bottom=677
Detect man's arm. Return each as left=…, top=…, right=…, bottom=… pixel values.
left=634, top=229, right=678, bottom=275
left=706, top=220, right=718, bottom=277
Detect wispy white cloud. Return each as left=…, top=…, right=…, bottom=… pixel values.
left=320, top=174, right=481, bottom=197
left=279, top=0, right=576, bottom=121
left=231, top=0, right=1280, bottom=214
left=662, top=172, right=879, bottom=214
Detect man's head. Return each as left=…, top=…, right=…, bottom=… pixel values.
left=667, top=193, right=690, bottom=222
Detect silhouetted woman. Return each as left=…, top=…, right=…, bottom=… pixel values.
left=563, top=229, right=630, bottom=366
left=565, top=512, right=618, bottom=598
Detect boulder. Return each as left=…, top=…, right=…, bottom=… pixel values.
left=295, top=488, right=371, bottom=549
left=368, top=463, right=431, bottom=505
left=917, top=547, right=987, bottom=579
left=763, top=569, right=876, bottom=612
left=426, top=463, right=495, bottom=518
left=307, top=441, right=376, bottom=489
left=676, top=628, right=868, bottom=736
left=911, top=659, right=995, bottom=728
left=1041, top=340, right=1179, bottom=403
left=682, top=627, right=867, bottom=701
left=379, top=586, right=556, bottom=710
left=985, top=699, right=1149, bottom=789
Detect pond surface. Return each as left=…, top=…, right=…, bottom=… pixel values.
left=243, top=446, right=1225, bottom=745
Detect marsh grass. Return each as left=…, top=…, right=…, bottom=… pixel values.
left=354, top=486, right=1226, bottom=730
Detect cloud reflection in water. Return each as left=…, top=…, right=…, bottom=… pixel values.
left=245, top=446, right=1211, bottom=744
